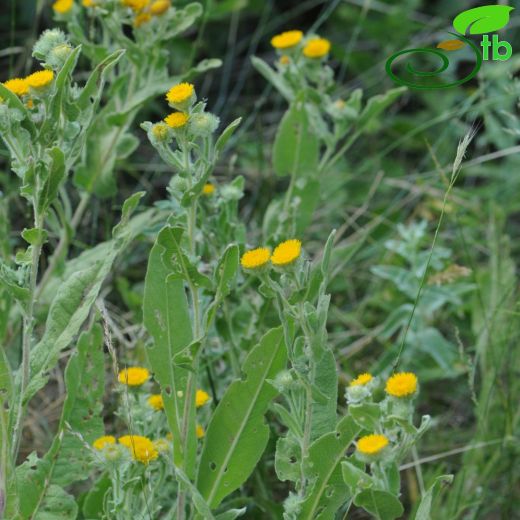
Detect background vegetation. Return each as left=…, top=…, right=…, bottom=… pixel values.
left=1, top=0, right=519, bottom=518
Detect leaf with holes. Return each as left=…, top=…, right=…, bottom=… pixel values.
left=196, top=327, right=287, bottom=508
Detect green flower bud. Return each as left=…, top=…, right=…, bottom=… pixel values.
left=188, top=112, right=220, bottom=137
left=33, top=29, right=69, bottom=61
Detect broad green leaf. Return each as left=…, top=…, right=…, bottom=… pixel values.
left=273, top=101, right=319, bottom=178
left=341, top=459, right=372, bottom=492
left=453, top=6, right=514, bottom=35
left=33, top=485, right=78, bottom=520
left=143, top=226, right=194, bottom=470
left=357, top=87, right=406, bottom=133
left=349, top=403, right=382, bottom=431
left=196, top=327, right=287, bottom=508
left=353, top=489, right=404, bottom=520
left=215, top=118, right=242, bottom=156
left=413, top=474, right=453, bottom=520
left=81, top=473, right=111, bottom=519
left=38, top=147, right=65, bottom=215
left=275, top=435, right=301, bottom=483
left=299, top=415, right=360, bottom=519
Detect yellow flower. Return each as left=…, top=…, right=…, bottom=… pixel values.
left=82, top=0, right=96, bottom=6
left=303, top=38, right=331, bottom=59
left=3, top=78, right=29, bottom=97
left=25, top=70, right=54, bottom=90
left=147, top=394, right=164, bottom=410
left=240, top=247, right=271, bottom=269
left=93, top=435, right=116, bottom=450
left=151, top=122, right=170, bottom=140
left=150, top=0, right=170, bottom=15
left=118, top=367, right=150, bottom=386
left=119, top=435, right=159, bottom=464
left=166, top=82, right=195, bottom=106
left=134, top=12, right=152, bottom=27
left=164, top=112, right=189, bottom=128
left=153, top=438, right=170, bottom=453
left=271, top=239, right=301, bottom=266
left=53, top=0, right=74, bottom=13
left=196, top=424, right=205, bottom=438
left=122, top=0, right=149, bottom=11
left=385, top=372, right=418, bottom=398
left=350, top=373, right=373, bottom=387
left=202, top=183, right=215, bottom=196
left=279, top=55, right=291, bottom=65
left=196, top=389, right=210, bottom=408
left=356, top=434, right=389, bottom=455
left=271, top=30, right=303, bottom=49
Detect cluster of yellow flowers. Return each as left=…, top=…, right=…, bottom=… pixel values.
left=241, top=239, right=302, bottom=270
left=163, top=82, right=195, bottom=129
left=270, top=29, right=331, bottom=61
left=52, top=0, right=171, bottom=26
left=352, top=372, right=418, bottom=456
left=92, top=434, right=167, bottom=464
left=2, top=69, right=54, bottom=98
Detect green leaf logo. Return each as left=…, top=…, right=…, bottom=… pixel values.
left=453, top=5, right=514, bottom=35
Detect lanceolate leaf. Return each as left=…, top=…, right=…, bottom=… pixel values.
left=143, top=226, right=194, bottom=469
left=273, top=101, right=319, bottom=178
left=196, top=327, right=287, bottom=508
left=299, top=415, right=360, bottom=520
left=413, top=474, right=454, bottom=520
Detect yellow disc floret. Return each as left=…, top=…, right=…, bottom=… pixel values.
left=385, top=372, right=418, bottom=398
left=93, top=435, right=116, bottom=450
left=3, top=78, right=29, bottom=97
left=271, top=30, right=303, bottom=49
left=166, top=83, right=195, bottom=105
left=196, top=389, right=210, bottom=408
left=196, top=424, right=205, bottom=438
left=147, top=394, right=164, bottom=410
left=164, top=112, right=189, bottom=128
left=118, top=367, right=150, bottom=386
left=240, top=247, right=271, bottom=269
left=350, top=373, right=373, bottom=387
left=271, top=239, right=301, bottom=266
left=119, top=435, right=158, bottom=464
left=356, top=434, right=389, bottom=455
left=303, top=38, right=331, bottom=58
left=25, top=70, right=54, bottom=90
left=53, top=0, right=74, bottom=13
left=150, top=0, right=170, bottom=15
left=202, top=183, right=215, bottom=195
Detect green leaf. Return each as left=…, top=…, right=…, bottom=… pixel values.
left=341, top=459, right=372, bottom=492
left=38, top=147, right=66, bottom=215
left=413, top=474, right=453, bottom=520
left=299, top=415, right=360, bottom=519
left=453, top=6, right=514, bottom=35
left=273, top=101, right=319, bottom=178
left=196, top=327, right=287, bottom=508
left=353, top=489, right=404, bottom=520
left=215, top=118, right=242, bottom=156
left=251, top=56, right=293, bottom=101
left=349, top=403, right=382, bottom=431
left=275, top=435, right=301, bottom=483
left=81, top=473, right=111, bottom=519
left=357, top=87, right=406, bottom=133
left=21, top=228, right=48, bottom=246
left=143, top=226, right=194, bottom=469
left=33, top=485, right=78, bottom=520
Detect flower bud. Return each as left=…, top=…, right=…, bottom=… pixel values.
left=189, top=112, right=220, bottom=137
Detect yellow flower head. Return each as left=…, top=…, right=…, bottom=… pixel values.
left=202, top=183, right=215, bottom=196
left=93, top=435, right=116, bottom=450
left=196, top=424, right=205, bottom=438
left=196, top=389, right=210, bottom=408
left=119, top=435, right=159, bottom=464
left=164, top=112, right=189, bottom=129
left=118, top=367, right=150, bottom=386
left=134, top=12, right=152, bottom=27
left=151, top=122, right=170, bottom=141
left=350, top=373, right=373, bottom=387
left=240, top=247, right=271, bottom=270
left=150, top=0, right=170, bottom=15
left=271, top=239, right=301, bottom=266
left=303, top=38, right=331, bottom=59
left=53, top=0, right=74, bottom=14
left=122, top=0, right=149, bottom=12
left=25, top=70, right=54, bottom=90
left=385, top=372, right=418, bottom=398
left=271, top=30, right=303, bottom=49
left=356, top=434, right=389, bottom=455
left=153, top=438, right=170, bottom=453
left=166, top=82, right=195, bottom=107
left=82, top=0, right=96, bottom=6
left=3, top=78, right=29, bottom=97
left=279, top=55, right=291, bottom=65
left=147, top=394, right=164, bottom=410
